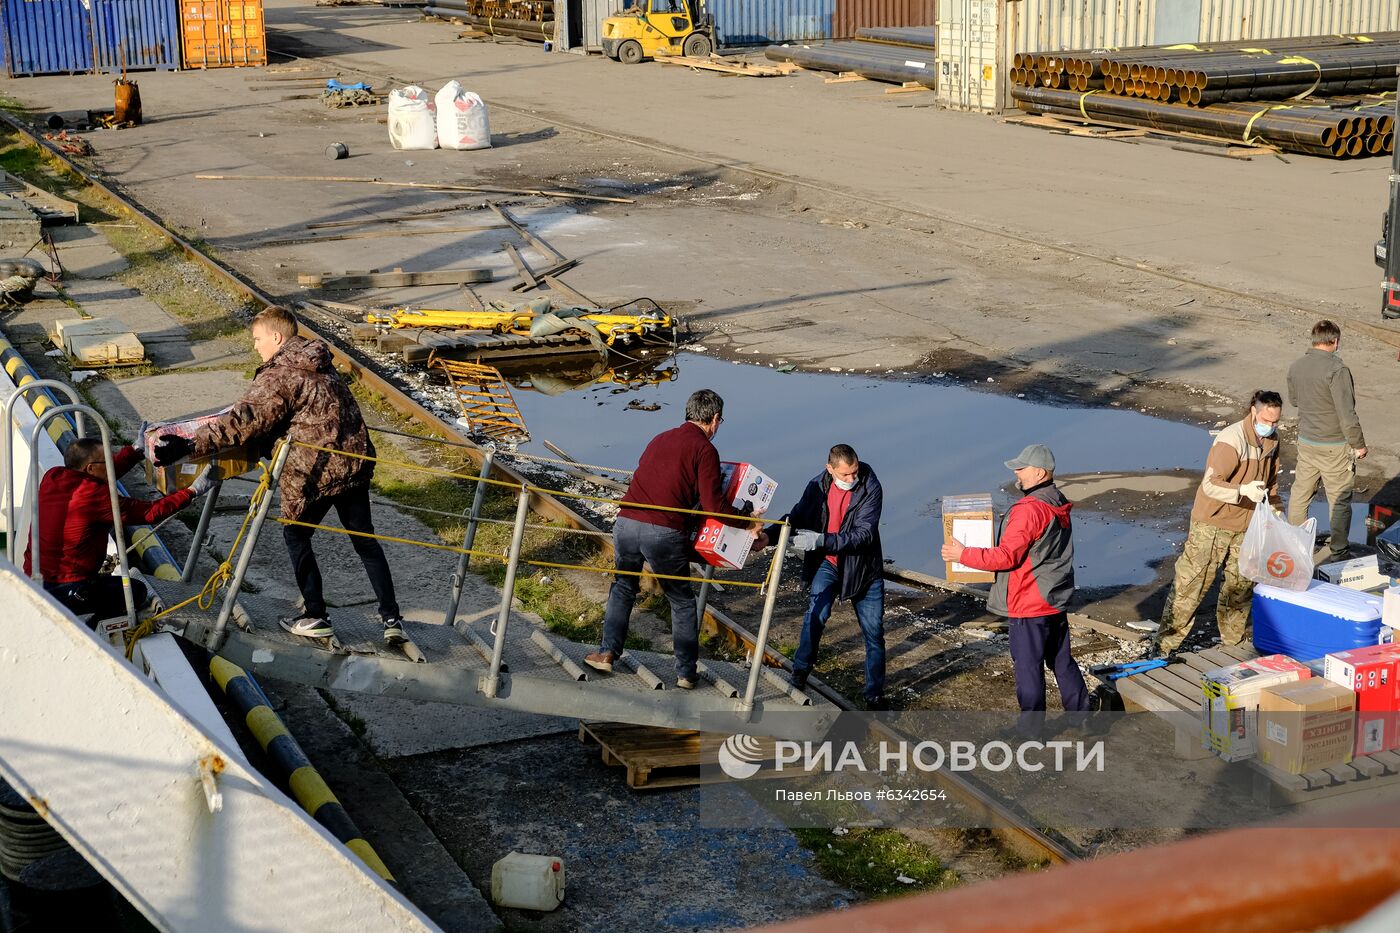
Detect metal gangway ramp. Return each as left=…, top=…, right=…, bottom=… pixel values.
left=146, top=440, right=837, bottom=740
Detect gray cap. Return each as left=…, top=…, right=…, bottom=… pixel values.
left=1004, top=444, right=1055, bottom=473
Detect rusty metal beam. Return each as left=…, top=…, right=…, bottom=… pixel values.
left=762, top=803, right=1400, bottom=933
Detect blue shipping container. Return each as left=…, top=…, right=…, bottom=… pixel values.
left=709, top=0, right=836, bottom=47
left=90, top=0, right=181, bottom=72
left=2, top=0, right=95, bottom=76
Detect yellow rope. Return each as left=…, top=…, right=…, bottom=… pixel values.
left=124, top=460, right=276, bottom=660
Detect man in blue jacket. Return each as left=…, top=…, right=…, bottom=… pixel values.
left=761, top=445, right=887, bottom=710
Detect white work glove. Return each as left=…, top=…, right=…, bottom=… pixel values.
left=133, top=421, right=149, bottom=458
left=1239, top=481, right=1268, bottom=504
left=790, top=530, right=821, bottom=552
left=189, top=464, right=218, bottom=497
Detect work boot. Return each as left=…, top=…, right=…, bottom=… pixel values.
left=584, top=650, right=616, bottom=673
left=789, top=669, right=809, bottom=692
left=280, top=615, right=333, bottom=638
left=382, top=617, right=406, bottom=645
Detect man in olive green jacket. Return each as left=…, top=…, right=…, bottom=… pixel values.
left=1286, top=320, right=1366, bottom=562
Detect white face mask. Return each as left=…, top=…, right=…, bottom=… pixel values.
left=833, top=477, right=856, bottom=492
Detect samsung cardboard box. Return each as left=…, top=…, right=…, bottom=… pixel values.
left=1315, top=554, right=1389, bottom=593
left=1323, top=643, right=1400, bottom=757
left=942, top=494, right=995, bottom=584
left=720, top=462, right=777, bottom=516
left=1201, top=655, right=1312, bottom=762
left=1257, top=678, right=1355, bottom=774
left=142, top=408, right=255, bottom=494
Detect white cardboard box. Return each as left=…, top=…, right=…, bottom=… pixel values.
left=1315, top=554, right=1389, bottom=592
left=720, top=461, right=777, bottom=516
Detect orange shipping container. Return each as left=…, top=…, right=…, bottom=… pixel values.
left=181, top=0, right=266, bottom=68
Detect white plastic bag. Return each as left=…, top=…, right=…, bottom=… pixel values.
left=387, top=85, right=438, bottom=151
left=434, top=80, right=491, bottom=151
left=1238, top=505, right=1316, bottom=591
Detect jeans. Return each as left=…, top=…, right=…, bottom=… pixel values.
left=791, top=561, right=886, bottom=702
left=1009, top=612, right=1090, bottom=733
left=282, top=486, right=400, bottom=621
left=46, top=576, right=148, bottom=628
left=601, top=517, right=699, bottom=680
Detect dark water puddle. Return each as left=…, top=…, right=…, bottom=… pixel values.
left=502, top=354, right=1213, bottom=590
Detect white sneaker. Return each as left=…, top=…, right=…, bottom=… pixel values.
left=279, top=615, right=333, bottom=638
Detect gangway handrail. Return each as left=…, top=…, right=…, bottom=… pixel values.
left=2, top=379, right=84, bottom=563
left=26, top=403, right=138, bottom=636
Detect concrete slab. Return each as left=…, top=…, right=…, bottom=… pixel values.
left=86, top=369, right=251, bottom=434
left=48, top=225, right=128, bottom=279
left=329, top=692, right=575, bottom=759
left=62, top=278, right=189, bottom=343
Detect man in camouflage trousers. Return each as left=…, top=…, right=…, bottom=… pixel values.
left=1157, top=390, right=1285, bottom=655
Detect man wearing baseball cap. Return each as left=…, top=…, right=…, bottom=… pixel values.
left=941, top=444, right=1088, bottom=734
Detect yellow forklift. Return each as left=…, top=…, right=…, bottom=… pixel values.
left=601, top=0, right=715, bottom=64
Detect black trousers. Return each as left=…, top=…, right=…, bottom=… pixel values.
left=46, top=577, right=148, bottom=628
left=282, top=486, right=400, bottom=621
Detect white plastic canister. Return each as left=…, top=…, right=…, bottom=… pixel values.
left=434, top=80, right=492, bottom=150
left=490, top=851, right=564, bottom=911
left=387, top=85, right=438, bottom=151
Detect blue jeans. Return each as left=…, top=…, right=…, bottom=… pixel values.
left=792, top=561, right=885, bottom=702
left=601, top=517, right=699, bottom=680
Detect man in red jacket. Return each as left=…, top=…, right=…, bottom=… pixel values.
left=24, top=436, right=213, bottom=627
left=941, top=444, right=1088, bottom=734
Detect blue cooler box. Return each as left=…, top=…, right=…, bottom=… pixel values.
left=1252, top=581, right=1383, bottom=660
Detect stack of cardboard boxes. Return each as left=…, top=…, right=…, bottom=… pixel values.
left=691, top=462, right=776, bottom=571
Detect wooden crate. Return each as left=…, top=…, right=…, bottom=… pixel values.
left=579, top=722, right=785, bottom=791
left=1250, top=750, right=1400, bottom=808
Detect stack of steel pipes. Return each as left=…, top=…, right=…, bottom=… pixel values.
left=853, top=26, right=935, bottom=50
left=1012, top=32, right=1400, bottom=105
left=423, top=0, right=554, bottom=40
left=1012, top=85, right=1394, bottom=158
left=765, top=33, right=936, bottom=87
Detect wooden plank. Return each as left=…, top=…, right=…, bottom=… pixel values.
left=1215, top=643, right=1259, bottom=662
left=1175, top=652, right=1220, bottom=677
left=298, top=267, right=493, bottom=289
left=1117, top=678, right=1184, bottom=715
left=511, top=258, right=578, bottom=292
left=885, top=83, right=932, bottom=95
left=1140, top=667, right=1204, bottom=708
left=542, top=274, right=597, bottom=307
left=1370, top=750, right=1400, bottom=773
left=1197, top=648, right=1243, bottom=670
left=489, top=203, right=566, bottom=264
left=503, top=244, right=539, bottom=290
left=824, top=72, right=868, bottom=84
left=1323, top=763, right=1360, bottom=783
left=256, top=224, right=504, bottom=248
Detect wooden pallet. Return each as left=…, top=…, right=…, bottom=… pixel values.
left=579, top=722, right=785, bottom=790
left=1251, top=749, right=1400, bottom=808
left=655, top=55, right=799, bottom=77
left=1114, top=644, right=1257, bottom=760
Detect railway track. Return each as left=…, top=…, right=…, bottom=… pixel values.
left=0, top=110, right=1081, bottom=866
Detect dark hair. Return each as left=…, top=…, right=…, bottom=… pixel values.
left=252, top=305, right=299, bottom=340
left=1250, top=389, right=1283, bottom=411
left=828, top=444, right=858, bottom=466
left=64, top=438, right=104, bottom=471
left=685, top=389, right=724, bottom=425
left=1310, top=319, right=1341, bottom=346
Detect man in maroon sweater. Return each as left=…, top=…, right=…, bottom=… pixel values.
left=24, top=436, right=213, bottom=626
left=585, top=389, right=751, bottom=688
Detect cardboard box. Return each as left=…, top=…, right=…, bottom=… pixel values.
left=1323, top=643, right=1400, bottom=757
left=693, top=518, right=756, bottom=571
left=142, top=409, right=255, bottom=494
left=719, top=462, right=777, bottom=516
left=1258, top=679, right=1355, bottom=774
left=1315, top=554, right=1389, bottom=592
left=942, top=494, right=995, bottom=584
left=1201, top=655, right=1312, bottom=762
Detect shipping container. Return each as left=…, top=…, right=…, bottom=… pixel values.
left=1, top=0, right=95, bottom=76
left=937, top=0, right=1400, bottom=112
left=708, top=0, right=835, bottom=46
left=91, top=0, right=182, bottom=72
left=180, top=0, right=266, bottom=68
left=833, top=0, right=937, bottom=39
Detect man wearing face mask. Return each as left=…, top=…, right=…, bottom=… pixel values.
left=941, top=444, right=1086, bottom=734
left=1155, top=390, right=1284, bottom=655
left=758, top=445, right=887, bottom=710
left=585, top=389, right=755, bottom=689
